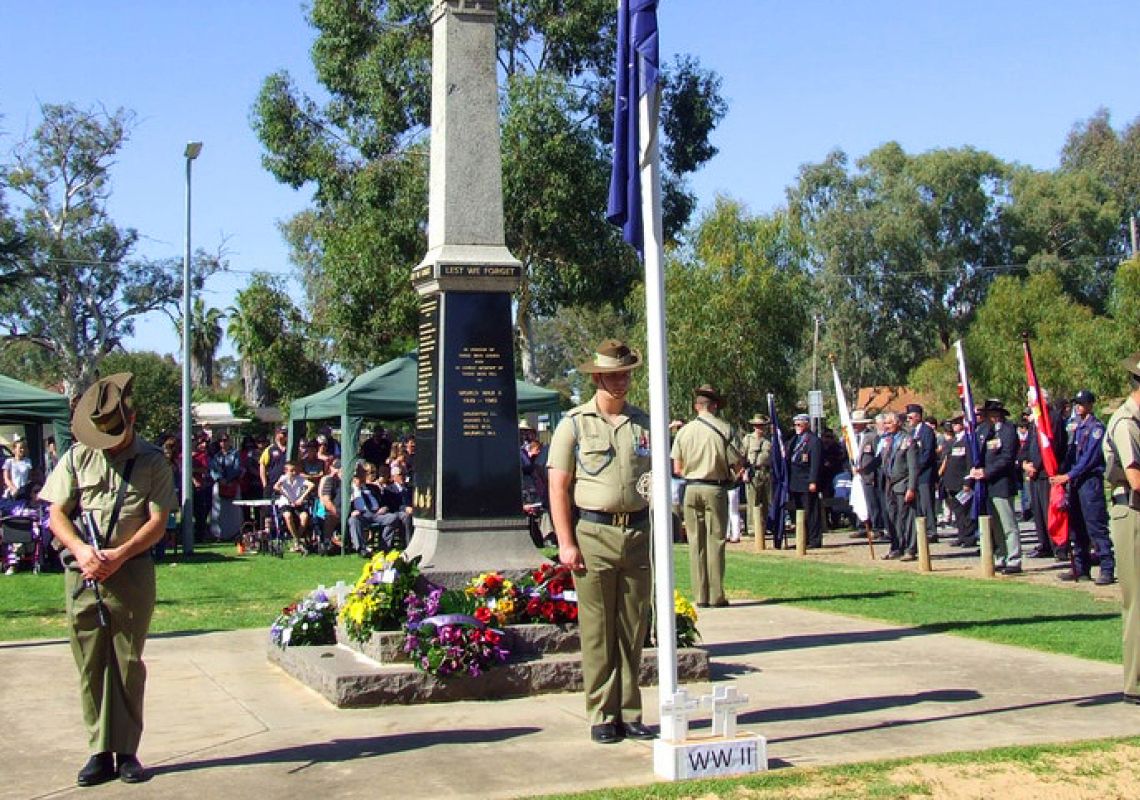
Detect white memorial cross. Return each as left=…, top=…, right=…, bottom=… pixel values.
left=704, top=685, right=749, bottom=739
left=660, top=689, right=701, bottom=742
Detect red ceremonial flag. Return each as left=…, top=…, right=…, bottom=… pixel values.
left=1022, top=334, right=1069, bottom=547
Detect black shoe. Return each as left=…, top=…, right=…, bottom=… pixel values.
left=1124, top=693, right=1140, bottom=705
left=712, top=599, right=730, bottom=608
left=696, top=602, right=709, bottom=608
left=77, top=753, right=116, bottom=787
left=1001, top=565, right=1023, bottom=575
left=927, top=535, right=940, bottom=544
left=590, top=723, right=623, bottom=744
left=1096, top=572, right=1116, bottom=586
left=1058, top=571, right=1088, bottom=582
left=621, top=720, right=656, bottom=740
left=881, top=550, right=901, bottom=560
left=116, top=754, right=149, bottom=784
left=899, top=553, right=917, bottom=562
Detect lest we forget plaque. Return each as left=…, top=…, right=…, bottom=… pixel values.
left=413, top=289, right=521, bottom=520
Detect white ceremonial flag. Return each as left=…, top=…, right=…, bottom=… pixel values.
left=831, top=363, right=870, bottom=522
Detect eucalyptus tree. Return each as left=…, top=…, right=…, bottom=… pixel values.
left=252, top=0, right=725, bottom=379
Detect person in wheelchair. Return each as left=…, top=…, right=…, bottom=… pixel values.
left=273, top=461, right=314, bottom=553
left=347, top=466, right=406, bottom=556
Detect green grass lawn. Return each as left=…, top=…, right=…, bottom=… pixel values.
left=0, top=543, right=1124, bottom=667
left=0, top=543, right=364, bottom=641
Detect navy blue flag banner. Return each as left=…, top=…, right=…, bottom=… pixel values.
left=606, top=0, right=660, bottom=258
left=954, top=340, right=986, bottom=518
left=766, top=393, right=789, bottom=536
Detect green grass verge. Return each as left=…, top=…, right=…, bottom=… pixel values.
left=0, top=544, right=362, bottom=641
left=677, top=546, right=1122, bottom=664
left=526, top=735, right=1140, bottom=799
left=0, top=543, right=1124, bottom=668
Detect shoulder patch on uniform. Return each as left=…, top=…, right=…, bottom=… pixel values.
left=1093, top=428, right=1103, bottom=440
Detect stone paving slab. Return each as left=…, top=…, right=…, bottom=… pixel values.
left=3, top=601, right=1140, bottom=800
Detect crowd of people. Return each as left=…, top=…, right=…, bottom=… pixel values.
left=149, top=423, right=417, bottom=555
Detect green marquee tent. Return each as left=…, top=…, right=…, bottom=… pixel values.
left=0, top=373, right=72, bottom=470
left=286, top=352, right=562, bottom=531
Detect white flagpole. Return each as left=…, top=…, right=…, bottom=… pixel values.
left=639, top=64, right=678, bottom=738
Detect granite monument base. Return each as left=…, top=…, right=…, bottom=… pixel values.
left=269, top=640, right=710, bottom=708
left=404, top=516, right=541, bottom=588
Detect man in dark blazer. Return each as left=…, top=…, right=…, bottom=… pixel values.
left=970, top=398, right=1022, bottom=574
left=787, top=413, right=823, bottom=547
left=905, top=403, right=939, bottom=543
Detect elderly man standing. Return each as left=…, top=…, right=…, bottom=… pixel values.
left=850, top=409, right=880, bottom=540
left=786, top=412, right=823, bottom=548
left=41, top=373, right=177, bottom=786
left=1104, top=353, right=1140, bottom=703
left=672, top=384, right=743, bottom=608
left=548, top=339, right=654, bottom=745
left=742, top=413, right=773, bottom=542
left=971, top=398, right=1023, bottom=575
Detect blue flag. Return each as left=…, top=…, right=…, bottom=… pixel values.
left=606, top=0, right=660, bottom=258
left=766, top=394, right=789, bottom=538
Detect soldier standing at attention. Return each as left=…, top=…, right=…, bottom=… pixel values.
left=41, top=373, right=177, bottom=786
left=672, top=384, right=743, bottom=607
left=742, top=413, right=773, bottom=542
left=548, top=340, right=655, bottom=745
left=1104, top=353, right=1140, bottom=703
left=1053, top=389, right=1115, bottom=584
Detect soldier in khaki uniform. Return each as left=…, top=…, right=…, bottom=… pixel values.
left=671, top=384, right=743, bottom=608
left=742, top=413, right=772, bottom=541
left=41, top=373, right=177, bottom=786
left=548, top=340, right=655, bottom=744
left=1104, top=352, right=1140, bottom=704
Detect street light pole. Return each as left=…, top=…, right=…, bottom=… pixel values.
left=182, top=141, right=202, bottom=555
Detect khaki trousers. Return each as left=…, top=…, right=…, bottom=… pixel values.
left=745, top=480, right=770, bottom=539
left=683, top=483, right=728, bottom=605
left=573, top=519, right=651, bottom=725
left=65, top=556, right=156, bottom=754
left=1110, top=501, right=1140, bottom=696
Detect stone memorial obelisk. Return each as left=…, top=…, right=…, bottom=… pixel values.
left=404, top=0, right=537, bottom=578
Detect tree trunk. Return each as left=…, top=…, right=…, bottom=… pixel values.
left=516, top=302, right=538, bottom=385
left=241, top=358, right=270, bottom=409
left=190, top=360, right=208, bottom=390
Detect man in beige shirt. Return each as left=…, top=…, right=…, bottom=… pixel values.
left=743, top=413, right=773, bottom=542
left=671, top=384, right=743, bottom=608
left=41, top=373, right=176, bottom=786
left=1104, top=352, right=1140, bottom=704
left=548, top=339, right=655, bottom=745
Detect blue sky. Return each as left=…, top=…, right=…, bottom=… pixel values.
left=2, top=1, right=1137, bottom=360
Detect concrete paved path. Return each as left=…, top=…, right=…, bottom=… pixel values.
left=3, top=602, right=1139, bottom=800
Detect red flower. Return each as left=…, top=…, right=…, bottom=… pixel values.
left=548, top=580, right=564, bottom=596
left=565, top=603, right=578, bottom=622
left=484, top=629, right=502, bottom=645
left=484, top=574, right=503, bottom=591
left=474, top=607, right=493, bottom=624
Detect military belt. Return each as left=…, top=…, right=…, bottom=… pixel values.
left=578, top=508, right=649, bottom=527
left=686, top=479, right=733, bottom=487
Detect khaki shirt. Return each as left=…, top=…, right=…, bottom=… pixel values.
left=41, top=437, right=177, bottom=548
left=670, top=412, right=743, bottom=481
left=1104, top=396, right=1140, bottom=493
left=548, top=396, right=651, bottom=513
left=742, top=431, right=772, bottom=485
